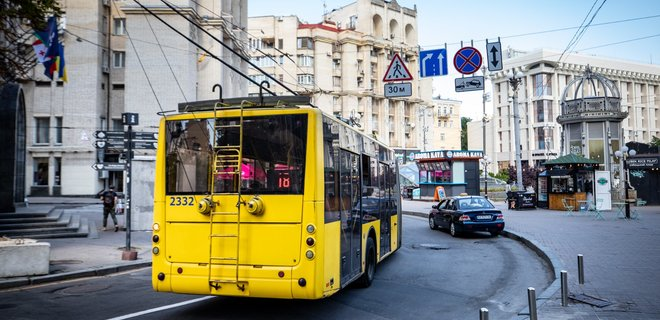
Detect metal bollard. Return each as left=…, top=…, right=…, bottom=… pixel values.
left=479, top=308, right=489, bottom=320
left=528, top=287, right=537, bottom=320
left=561, top=270, right=568, bottom=306
left=578, top=254, right=584, bottom=284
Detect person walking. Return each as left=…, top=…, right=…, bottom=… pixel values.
left=100, top=186, right=119, bottom=232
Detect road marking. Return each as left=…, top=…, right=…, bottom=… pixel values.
left=107, top=296, right=215, bottom=319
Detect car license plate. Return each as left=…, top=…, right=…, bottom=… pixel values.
left=477, top=215, right=491, bottom=220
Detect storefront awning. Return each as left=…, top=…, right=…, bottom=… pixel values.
left=543, top=154, right=599, bottom=166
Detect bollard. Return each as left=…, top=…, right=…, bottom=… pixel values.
left=578, top=254, right=584, bottom=284
left=561, top=270, right=568, bottom=306
left=528, top=287, right=537, bottom=320
left=479, top=308, right=489, bottom=320
left=24, top=197, right=29, bottom=208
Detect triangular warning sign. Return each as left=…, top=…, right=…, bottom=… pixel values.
left=383, top=53, right=413, bottom=82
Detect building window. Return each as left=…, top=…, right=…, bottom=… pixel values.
left=112, top=119, right=123, bottom=131
left=35, top=117, right=49, bottom=144
left=112, top=83, right=125, bottom=90
left=333, top=59, right=341, bottom=70
left=34, top=158, right=48, bottom=185
left=534, top=100, right=553, bottom=123
left=333, top=76, right=341, bottom=87
left=297, top=55, right=314, bottom=67
left=55, top=116, right=62, bottom=144
left=54, top=157, right=61, bottom=186
left=113, top=51, right=125, bottom=68
left=113, top=18, right=126, bottom=35
left=297, top=37, right=314, bottom=49
left=297, top=74, right=314, bottom=85
left=440, top=133, right=445, bottom=141
left=348, top=15, right=358, bottom=29
left=533, top=73, right=552, bottom=96
left=278, top=39, right=283, bottom=49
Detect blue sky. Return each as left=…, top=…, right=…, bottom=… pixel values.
left=249, top=0, right=660, bottom=118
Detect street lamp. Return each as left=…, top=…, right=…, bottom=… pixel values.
left=507, top=69, right=525, bottom=191
left=480, top=156, right=493, bottom=198
left=615, top=146, right=636, bottom=219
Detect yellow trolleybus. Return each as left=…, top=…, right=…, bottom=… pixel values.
left=152, top=95, right=401, bottom=299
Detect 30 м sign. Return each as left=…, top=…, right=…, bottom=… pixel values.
left=384, top=82, right=412, bottom=98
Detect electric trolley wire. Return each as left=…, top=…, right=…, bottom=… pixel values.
left=160, top=0, right=298, bottom=96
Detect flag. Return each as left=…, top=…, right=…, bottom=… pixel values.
left=32, top=30, right=49, bottom=63
left=40, top=16, right=67, bottom=82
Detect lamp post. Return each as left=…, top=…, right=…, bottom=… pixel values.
left=615, top=146, right=636, bottom=219
left=481, top=156, right=493, bottom=198
left=507, top=69, right=525, bottom=191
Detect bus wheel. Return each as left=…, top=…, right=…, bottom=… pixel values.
left=358, top=237, right=376, bottom=288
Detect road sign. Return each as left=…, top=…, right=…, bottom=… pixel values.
left=486, top=41, right=503, bottom=71
left=122, top=112, right=139, bottom=125
left=455, top=76, right=485, bottom=92
left=93, top=130, right=124, bottom=139
left=420, top=49, right=448, bottom=77
left=384, top=82, right=412, bottom=98
left=94, top=140, right=125, bottom=149
left=131, top=141, right=158, bottom=150
left=131, top=131, right=158, bottom=140
left=453, top=47, right=482, bottom=74
left=92, top=162, right=126, bottom=171
left=383, top=53, right=413, bottom=82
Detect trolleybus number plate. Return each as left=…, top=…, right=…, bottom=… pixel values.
left=169, top=196, right=195, bottom=206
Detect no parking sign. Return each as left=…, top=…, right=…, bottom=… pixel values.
left=453, top=47, right=482, bottom=75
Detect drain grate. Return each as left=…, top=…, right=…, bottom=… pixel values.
left=50, top=260, right=83, bottom=265
left=412, top=243, right=449, bottom=250
left=569, top=293, right=613, bottom=308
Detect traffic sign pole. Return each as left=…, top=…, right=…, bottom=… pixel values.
left=125, top=124, right=133, bottom=253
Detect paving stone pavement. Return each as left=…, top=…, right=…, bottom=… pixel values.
left=403, top=199, right=660, bottom=320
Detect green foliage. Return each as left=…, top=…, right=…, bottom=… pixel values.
left=0, top=0, right=62, bottom=82
left=651, top=136, right=660, bottom=147
left=494, top=169, right=509, bottom=182
left=460, top=117, right=471, bottom=150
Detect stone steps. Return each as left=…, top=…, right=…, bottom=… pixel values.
left=0, top=209, right=89, bottom=239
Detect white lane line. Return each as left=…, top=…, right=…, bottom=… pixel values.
left=107, top=296, right=215, bottom=319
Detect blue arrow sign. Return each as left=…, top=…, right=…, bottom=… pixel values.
left=420, top=49, right=447, bottom=77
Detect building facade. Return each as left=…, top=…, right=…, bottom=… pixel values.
left=477, top=49, right=660, bottom=175
left=246, top=0, right=453, bottom=157
left=20, top=0, right=247, bottom=229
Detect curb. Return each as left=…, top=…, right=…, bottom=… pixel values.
left=403, top=210, right=563, bottom=320
left=0, top=261, right=151, bottom=290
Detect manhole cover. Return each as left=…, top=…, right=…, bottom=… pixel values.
left=57, top=284, right=111, bottom=295
left=412, top=243, right=449, bottom=250
left=50, top=260, right=83, bottom=265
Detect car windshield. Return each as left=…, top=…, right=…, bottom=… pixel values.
left=457, top=198, right=493, bottom=210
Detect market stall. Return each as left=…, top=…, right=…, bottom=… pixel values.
left=540, top=154, right=599, bottom=211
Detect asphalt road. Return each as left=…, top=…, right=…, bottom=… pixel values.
left=0, top=215, right=552, bottom=320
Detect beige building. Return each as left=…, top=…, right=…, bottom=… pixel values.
left=21, top=0, right=246, bottom=229
left=471, top=48, right=660, bottom=174
left=246, top=0, right=457, bottom=159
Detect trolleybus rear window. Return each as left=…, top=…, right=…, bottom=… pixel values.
left=165, top=114, right=307, bottom=195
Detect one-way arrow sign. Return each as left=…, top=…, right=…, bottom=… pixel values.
left=420, top=49, right=447, bottom=77
left=486, top=41, right=502, bottom=71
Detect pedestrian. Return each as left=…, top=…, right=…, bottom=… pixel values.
left=100, top=186, right=119, bottom=232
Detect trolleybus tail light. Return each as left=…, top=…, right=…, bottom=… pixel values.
left=152, top=223, right=160, bottom=231
left=177, top=267, right=183, bottom=274
left=157, top=272, right=165, bottom=281
left=298, top=278, right=307, bottom=287
left=305, top=250, right=315, bottom=260
left=152, top=235, right=159, bottom=243
left=306, top=224, right=315, bottom=234
left=306, top=237, right=315, bottom=247
left=459, top=215, right=471, bottom=222
left=278, top=271, right=285, bottom=278
left=152, top=247, right=160, bottom=255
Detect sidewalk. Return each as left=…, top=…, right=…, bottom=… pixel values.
left=403, top=199, right=660, bottom=320
left=2, top=198, right=659, bottom=319
left=0, top=198, right=152, bottom=289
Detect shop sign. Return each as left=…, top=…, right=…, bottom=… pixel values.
left=627, top=157, right=659, bottom=169
left=412, top=150, right=483, bottom=160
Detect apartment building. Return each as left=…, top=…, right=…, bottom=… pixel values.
left=247, top=0, right=454, bottom=160
left=471, top=49, right=660, bottom=174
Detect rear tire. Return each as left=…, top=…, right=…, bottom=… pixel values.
left=357, top=237, right=376, bottom=288
left=490, top=231, right=501, bottom=237
left=450, top=222, right=459, bottom=237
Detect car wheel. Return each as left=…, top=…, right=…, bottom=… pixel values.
left=429, top=215, right=438, bottom=230
left=357, top=237, right=376, bottom=288
left=490, top=231, right=501, bottom=237
left=450, top=222, right=459, bottom=237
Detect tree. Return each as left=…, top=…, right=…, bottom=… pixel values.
left=651, top=136, right=660, bottom=147
left=460, top=117, right=471, bottom=150
left=507, top=164, right=541, bottom=191
left=0, top=0, right=62, bottom=83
